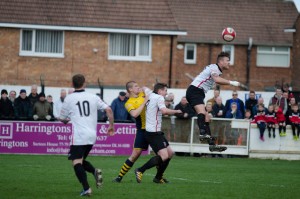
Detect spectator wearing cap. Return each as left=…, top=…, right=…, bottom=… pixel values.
left=14, top=89, right=33, bottom=120
left=33, top=92, right=53, bottom=121
left=111, top=91, right=131, bottom=122
left=0, top=89, right=14, bottom=119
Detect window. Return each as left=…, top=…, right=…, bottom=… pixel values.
left=257, top=46, right=290, bottom=67
left=108, top=33, right=152, bottom=61
left=222, top=45, right=234, bottom=65
left=20, top=29, right=64, bottom=58
left=184, top=44, right=196, bottom=64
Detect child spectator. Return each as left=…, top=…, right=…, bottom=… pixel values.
left=265, top=104, right=277, bottom=138
left=274, top=105, right=286, bottom=137
left=252, top=104, right=267, bottom=141
left=288, top=104, right=300, bottom=141
left=244, top=109, right=252, bottom=120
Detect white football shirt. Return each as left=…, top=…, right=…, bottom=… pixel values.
left=190, top=64, right=222, bottom=93
left=60, top=90, right=108, bottom=145
left=145, top=92, right=166, bottom=132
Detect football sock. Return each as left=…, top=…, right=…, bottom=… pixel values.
left=197, top=113, right=206, bottom=135
left=82, top=160, right=95, bottom=174
left=139, top=155, right=162, bottom=173
left=74, top=163, right=89, bottom=190
left=118, top=159, right=134, bottom=177
left=155, top=158, right=170, bottom=179
left=205, top=122, right=215, bottom=145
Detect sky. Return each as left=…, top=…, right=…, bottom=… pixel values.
left=293, top=0, right=300, bottom=12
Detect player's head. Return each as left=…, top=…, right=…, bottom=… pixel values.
left=126, top=81, right=140, bottom=95
left=153, top=83, right=168, bottom=97
left=72, top=74, right=85, bottom=89
left=217, top=51, right=230, bottom=70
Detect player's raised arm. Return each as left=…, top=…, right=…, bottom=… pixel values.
left=212, top=75, right=240, bottom=87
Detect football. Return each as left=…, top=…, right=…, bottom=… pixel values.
left=222, top=27, right=236, bottom=42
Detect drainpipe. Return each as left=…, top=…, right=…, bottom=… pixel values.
left=168, top=36, right=174, bottom=87
left=246, top=37, right=253, bottom=89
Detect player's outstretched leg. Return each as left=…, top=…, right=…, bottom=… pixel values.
left=113, top=159, right=134, bottom=183
left=82, top=160, right=103, bottom=188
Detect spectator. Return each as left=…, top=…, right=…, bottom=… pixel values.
left=33, top=92, right=53, bottom=121
left=212, top=96, right=225, bottom=118
left=53, top=89, right=67, bottom=120
left=245, top=90, right=257, bottom=118
left=274, top=105, right=286, bottom=137
left=244, top=109, right=252, bottom=120
left=0, top=89, right=14, bottom=119
left=252, top=104, right=267, bottom=141
left=269, top=88, right=287, bottom=115
left=265, top=104, right=277, bottom=138
left=225, top=91, right=245, bottom=118
left=207, top=89, right=220, bottom=107
left=288, top=104, right=300, bottom=141
left=174, top=96, right=196, bottom=119
left=28, top=84, right=40, bottom=108
left=282, top=83, right=294, bottom=102
left=205, top=102, right=214, bottom=121
left=225, top=102, right=243, bottom=119
left=47, top=95, right=54, bottom=108
left=286, top=97, right=298, bottom=125
left=111, top=91, right=131, bottom=122
left=252, top=97, right=267, bottom=116
left=165, top=93, right=175, bottom=110
left=9, top=90, right=17, bottom=104
left=14, top=89, right=33, bottom=120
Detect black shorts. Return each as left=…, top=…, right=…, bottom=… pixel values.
left=145, top=131, right=169, bottom=154
left=68, top=145, right=93, bottom=160
left=133, top=129, right=148, bottom=151
left=186, top=85, right=205, bottom=107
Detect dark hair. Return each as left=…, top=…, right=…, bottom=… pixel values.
left=153, top=83, right=168, bottom=94
left=217, top=51, right=230, bottom=62
left=125, top=81, right=136, bottom=93
left=72, top=74, right=85, bottom=89
left=249, top=90, right=255, bottom=94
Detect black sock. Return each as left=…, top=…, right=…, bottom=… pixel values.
left=74, top=163, right=89, bottom=190
left=197, top=113, right=206, bottom=135
left=267, top=126, right=271, bottom=133
left=118, top=159, right=134, bottom=177
left=139, top=155, right=162, bottom=173
left=279, top=126, right=282, bottom=133
left=155, top=158, right=171, bottom=179
left=82, top=160, right=95, bottom=174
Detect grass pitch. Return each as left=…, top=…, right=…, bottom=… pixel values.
left=0, top=154, right=299, bottom=199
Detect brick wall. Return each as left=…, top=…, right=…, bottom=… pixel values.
left=171, top=42, right=292, bottom=91
left=292, top=16, right=300, bottom=91
left=0, top=28, right=172, bottom=89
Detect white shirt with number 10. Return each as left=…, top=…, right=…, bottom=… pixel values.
left=60, top=90, right=108, bottom=145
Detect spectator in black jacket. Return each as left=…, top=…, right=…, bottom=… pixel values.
left=174, top=96, right=196, bottom=119
left=14, top=89, right=33, bottom=120
left=212, top=96, right=225, bottom=118
left=245, top=90, right=257, bottom=118
left=0, top=89, right=14, bottom=119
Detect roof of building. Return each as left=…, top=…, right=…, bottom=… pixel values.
left=168, top=0, right=299, bottom=45
left=0, top=0, right=184, bottom=35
